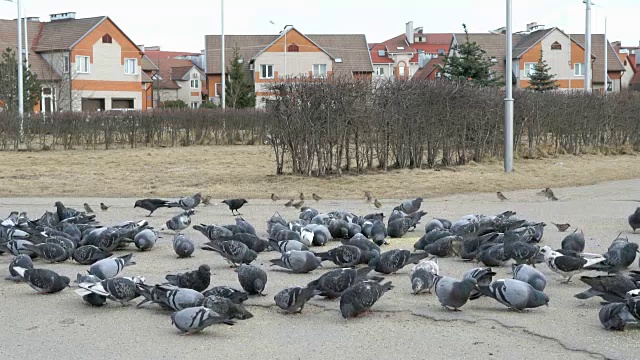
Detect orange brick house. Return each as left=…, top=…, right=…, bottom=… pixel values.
left=205, top=27, right=373, bottom=107
left=0, top=12, right=145, bottom=112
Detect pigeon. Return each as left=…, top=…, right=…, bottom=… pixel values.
left=410, top=261, right=438, bottom=294
left=424, top=236, right=456, bottom=257
left=270, top=250, right=322, bottom=273
left=1, top=240, right=37, bottom=258
left=274, top=285, right=319, bottom=314
left=54, top=201, right=82, bottom=221
left=202, top=240, right=257, bottom=266
left=503, top=231, right=539, bottom=265
left=292, top=200, right=304, bottom=209
left=23, top=243, right=69, bottom=263
left=83, top=203, right=95, bottom=213
left=584, top=237, right=639, bottom=273
left=88, top=253, right=135, bottom=280
left=202, top=196, right=212, bottom=206
left=599, top=302, right=637, bottom=331
left=387, top=218, right=413, bottom=238
left=574, top=275, right=639, bottom=303
left=72, top=245, right=113, bottom=265
left=13, top=267, right=70, bottom=294
left=476, top=244, right=510, bottom=267
left=5, top=254, right=33, bottom=281
left=271, top=193, right=280, bottom=201
left=464, top=267, right=497, bottom=300
left=75, top=273, right=101, bottom=285
left=629, top=208, right=640, bottom=232
left=496, top=192, right=508, bottom=201
left=369, top=249, right=429, bottom=274
left=100, top=203, right=109, bottom=211
left=364, top=191, right=372, bottom=203
left=394, top=197, right=423, bottom=214
left=314, top=245, right=364, bottom=267
left=172, top=234, right=195, bottom=258
left=134, top=198, right=172, bottom=216
left=340, top=280, right=393, bottom=318
left=235, top=217, right=256, bottom=235
left=202, top=286, right=249, bottom=304
left=165, top=265, right=211, bottom=292
left=434, top=276, right=477, bottom=310
left=269, top=239, right=309, bottom=253
left=77, top=277, right=140, bottom=305
left=165, top=209, right=195, bottom=232
left=312, top=193, right=322, bottom=202
left=374, top=199, right=382, bottom=209
left=478, top=279, right=549, bottom=310
left=627, top=296, right=640, bottom=319
left=168, top=193, right=202, bottom=210
left=154, top=285, right=205, bottom=310
left=171, top=306, right=235, bottom=334
left=552, top=222, right=571, bottom=232
left=237, top=264, right=267, bottom=295
left=561, top=230, right=585, bottom=253
left=199, top=295, right=253, bottom=320
left=512, top=264, right=547, bottom=291
left=284, top=199, right=294, bottom=207
left=539, top=246, right=600, bottom=283
left=307, top=267, right=377, bottom=299
left=193, top=224, right=234, bottom=241
left=134, top=229, right=159, bottom=251
left=340, top=237, right=381, bottom=255
left=222, top=198, right=248, bottom=216
left=219, top=234, right=267, bottom=253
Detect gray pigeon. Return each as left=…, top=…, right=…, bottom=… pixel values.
left=479, top=279, right=549, bottom=310
left=270, top=250, right=322, bottom=273
left=464, top=267, right=497, bottom=300
left=314, top=245, right=363, bottom=267
left=584, top=237, right=638, bottom=273
left=171, top=306, right=235, bottom=334
left=628, top=207, right=640, bottom=232
left=172, top=233, right=195, bottom=258
left=3, top=239, right=37, bottom=258
left=574, top=275, right=638, bottom=303
left=13, top=267, right=70, bottom=294
left=168, top=193, right=202, bottom=210
left=6, top=254, right=33, bottom=281
left=307, top=266, right=377, bottom=299
left=340, top=237, right=381, bottom=255
left=512, top=264, right=547, bottom=291
left=193, top=224, right=233, bottom=241
left=72, top=245, right=113, bottom=265
left=202, top=240, right=257, bottom=266
left=165, top=209, right=195, bottom=232
left=88, top=253, right=135, bottom=280
left=369, top=249, right=429, bottom=274
left=410, top=262, right=437, bottom=294
left=434, top=276, right=477, bottom=310
left=340, top=280, right=393, bottom=318
left=561, top=230, right=586, bottom=253
left=394, top=197, right=423, bottom=214
left=503, top=231, right=539, bottom=265
left=387, top=218, right=413, bottom=238
left=201, top=286, right=248, bottom=304
left=425, top=219, right=445, bottom=233
left=77, top=277, right=140, bottom=305
left=134, top=229, right=159, bottom=251
left=235, top=217, right=256, bottom=235
left=424, top=236, right=456, bottom=257
left=370, top=220, right=387, bottom=246
left=165, top=265, right=211, bottom=292
left=199, top=295, right=253, bottom=320
left=237, top=264, right=267, bottom=295
left=54, top=201, right=82, bottom=221
left=75, top=273, right=101, bottom=285
left=23, top=243, right=69, bottom=263
left=599, top=303, right=637, bottom=331
left=156, top=285, right=205, bottom=310
left=274, top=285, right=319, bottom=314
left=269, top=239, right=308, bottom=253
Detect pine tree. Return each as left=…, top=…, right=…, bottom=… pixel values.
left=527, top=50, right=558, bottom=92
left=0, top=47, right=41, bottom=113
left=225, top=46, right=255, bottom=108
left=441, top=24, right=499, bottom=86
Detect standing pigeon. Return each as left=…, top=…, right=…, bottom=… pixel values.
left=165, top=265, right=211, bottom=292
left=464, top=267, right=497, bottom=300
left=5, top=254, right=33, bottom=281
left=574, top=275, right=638, bottom=303
left=434, top=276, right=477, bottom=310
left=202, top=240, right=257, bottom=266
left=165, top=209, right=195, bottom=232
left=237, top=264, right=267, bottom=295
left=134, top=198, right=173, bottom=216
left=199, top=295, right=253, bottom=320
left=410, top=262, right=438, bottom=294
left=270, top=250, right=322, bottom=273
left=155, top=285, right=205, bottom=310
left=23, top=243, right=69, bottom=263
left=599, top=303, right=637, bottom=331
left=89, top=253, right=135, bottom=280
left=503, top=231, right=539, bottom=265
left=269, top=239, right=308, bottom=253
left=193, top=224, right=233, bottom=241
left=478, top=279, right=549, bottom=310
left=539, top=246, right=599, bottom=283
left=628, top=207, right=640, bottom=232
left=201, top=286, right=248, bottom=304
left=171, top=306, right=235, bottom=334
left=77, top=277, right=140, bottom=305
left=394, top=197, right=423, bottom=214
left=100, top=203, right=109, bottom=211
left=370, top=220, right=387, bottom=245
left=222, top=199, right=248, bottom=216
left=274, top=285, right=319, bottom=314
left=561, top=230, right=585, bottom=253
left=340, top=280, right=393, bottom=318
left=83, top=203, right=95, bottom=214
left=168, top=193, right=202, bottom=210
left=54, top=201, right=81, bottom=221
left=583, top=237, right=638, bottom=273
left=72, top=245, right=113, bottom=265
left=512, top=264, right=547, bottom=291
left=369, top=249, right=429, bottom=274
left=134, top=229, right=159, bottom=251
left=307, top=267, right=376, bottom=299
left=387, top=218, right=413, bottom=238
left=172, top=234, right=195, bottom=258
left=13, top=267, right=70, bottom=294
left=314, top=245, right=363, bottom=267
left=476, top=244, right=510, bottom=267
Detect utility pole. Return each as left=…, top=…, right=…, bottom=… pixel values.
left=220, top=0, right=225, bottom=110
left=603, top=16, right=607, bottom=93
left=22, top=0, right=28, bottom=68
left=504, top=0, right=514, bottom=173
left=16, top=0, right=24, bottom=139
left=584, top=0, right=592, bottom=92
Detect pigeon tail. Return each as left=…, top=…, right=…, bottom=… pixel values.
left=380, top=281, right=394, bottom=293
left=269, top=259, right=287, bottom=268
left=574, top=289, right=599, bottom=300
left=407, top=252, right=430, bottom=264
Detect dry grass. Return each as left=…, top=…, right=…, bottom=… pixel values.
left=1, top=145, right=638, bottom=198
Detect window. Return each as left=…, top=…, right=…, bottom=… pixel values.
left=377, top=49, right=385, bottom=57
left=63, top=54, right=70, bottom=73
left=76, top=55, right=90, bottom=73
left=124, top=58, right=137, bottom=75
left=438, top=49, right=445, bottom=55
left=398, top=66, right=405, bottom=77
left=190, top=79, right=199, bottom=89
left=102, top=34, right=112, bottom=43
left=288, top=43, right=299, bottom=52
left=191, top=102, right=198, bottom=109
left=551, top=41, right=562, bottom=50
left=574, top=62, right=585, bottom=76
left=524, top=62, right=537, bottom=78
left=111, top=99, right=134, bottom=109
left=436, top=72, right=442, bottom=78
left=260, top=64, right=274, bottom=79
left=192, top=72, right=199, bottom=79
left=214, top=83, right=221, bottom=97
left=375, top=67, right=385, bottom=76
left=312, top=64, right=327, bottom=78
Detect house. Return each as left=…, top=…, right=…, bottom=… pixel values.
left=140, top=54, right=159, bottom=109
left=570, top=34, right=625, bottom=92
left=143, top=48, right=206, bottom=108
left=369, top=21, right=452, bottom=80
left=613, top=41, right=638, bottom=89
left=205, top=27, right=373, bottom=107
left=413, top=56, right=445, bottom=80
left=0, top=12, right=146, bottom=112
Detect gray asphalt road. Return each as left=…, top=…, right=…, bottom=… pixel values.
left=1, top=179, right=639, bottom=360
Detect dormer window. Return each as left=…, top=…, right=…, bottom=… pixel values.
left=397, top=46, right=405, bottom=50
left=377, top=49, right=385, bottom=57
left=288, top=43, right=299, bottom=52
left=102, top=34, right=112, bottom=43
left=551, top=41, right=562, bottom=50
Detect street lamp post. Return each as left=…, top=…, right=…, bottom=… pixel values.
left=504, top=0, right=514, bottom=173
left=584, top=0, right=592, bottom=92
left=5, top=0, right=24, bottom=120
left=220, top=0, right=225, bottom=110
left=603, top=16, right=607, bottom=93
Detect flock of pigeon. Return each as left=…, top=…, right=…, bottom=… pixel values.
left=2, top=190, right=640, bottom=335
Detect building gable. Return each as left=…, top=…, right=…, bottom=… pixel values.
left=71, top=17, right=142, bottom=64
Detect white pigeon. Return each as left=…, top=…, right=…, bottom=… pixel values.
left=539, top=246, right=604, bottom=283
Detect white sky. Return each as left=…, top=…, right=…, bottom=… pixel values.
left=0, top=0, right=637, bottom=52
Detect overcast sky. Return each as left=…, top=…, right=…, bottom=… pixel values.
left=0, top=0, right=637, bottom=52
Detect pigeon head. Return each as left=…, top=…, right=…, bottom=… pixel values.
left=529, top=290, right=550, bottom=307
left=198, top=264, right=211, bottom=274
left=367, top=255, right=380, bottom=268
left=60, top=276, right=71, bottom=288
left=232, top=304, right=254, bottom=319
left=340, top=303, right=356, bottom=319
left=413, top=198, right=424, bottom=204
left=538, top=246, right=554, bottom=257
left=411, top=277, right=424, bottom=294
left=246, top=250, right=258, bottom=263
left=54, top=201, right=64, bottom=208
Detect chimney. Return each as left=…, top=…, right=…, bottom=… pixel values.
left=526, top=22, right=538, bottom=32
left=406, top=21, right=413, bottom=43
left=137, top=44, right=144, bottom=51
left=611, top=41, right=621, bottom=49
left=50, top=12, right=76, bottom=21
left=26, top=17, right=40, bottom=22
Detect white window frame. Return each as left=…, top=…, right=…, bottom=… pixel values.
left=377, top=49, right=385, bottom=57
left=124, top=58, right=138, bottom=75
left=75, top=55, right=90, bottom=74
left=63, top=54, right=70, bottom=73
left=524, top=62, right=537, bottom=78
left=214, top=82, right=221, bottom=97
left=574, top=62, right=585, bottom=76
left=190, top=79, right=199, bottom=89
left=312, top=64, right=327, bottom=78
left=398, top=66, right=406, bottom=77
left=375, top=67, right=385, bottom=76
left=260, top=64, right=274, bottom=79
left=190, top=102, right=198, bottom=109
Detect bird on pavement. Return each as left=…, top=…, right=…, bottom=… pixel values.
left=168, top=193, right=202, bottom=210
left=312, top=193, right=322, bottom=202
left=364, top=191, right=372, bottom=203
left=284, top=199, right=294, bottom=207
left=83, top=203, right=95, bottom=213
left=552, top=222, right=571, bottom=232
left=374, top=199, right=382, bottom=209
left=292, top=200, right=304, bottom=209
left=299, top=193, right=305, bottom=201
left=271, top=193, right=280, bottom=201
left=100, top=203, right=109, bottom=211
left=202, top=196, right=212, bottom=206
left=222, top=199, right=248, bottom=216
left=628, top=207, right=640, bottom=232
left=496, top=192, right=508, bottom=201
left=134, top=198, right=172, bottom=217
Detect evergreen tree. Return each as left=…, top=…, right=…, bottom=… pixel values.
left=527, top=50, right=559, bottom=92
left=0, top=47, right=41, bottom=113
left=225, top=46, right=255, bottom=108
left=441, top=24, right=499, bottom=86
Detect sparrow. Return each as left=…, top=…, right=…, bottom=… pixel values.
left=284, top=199, right=294, bottom=207
left=312, top=193, right=322, bottom=202
left=292, top=200, right=304, bottom=209
left=374, top=199, right=382, bottom=209
left=496, top=192, right=508, bottom=201
left=299, top=193, right=305, bottom=201
left=83, top=203, right=94, bottom=213
left=271, top=193, right=280, bottom=201
left=552, top=222, right=571, bottom=232
left=100, top=203, right=109, bottom=211
left=364, top=191, right=372, bottom=203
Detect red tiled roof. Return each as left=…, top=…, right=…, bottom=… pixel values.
left=410, top=44, right=450, bottom=62
left=371, top=32, right=452, bottom=63
left=631, top=64, right=640, bottom=86
left=146, top=53, right=197, bottom=89
left=144, top=50, right=200, bottom=58
left=629, top=54, right=636, bottom=68
left=413, top=56, right=445, bottom=79
left=369, top=43, right=394, bottom=64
